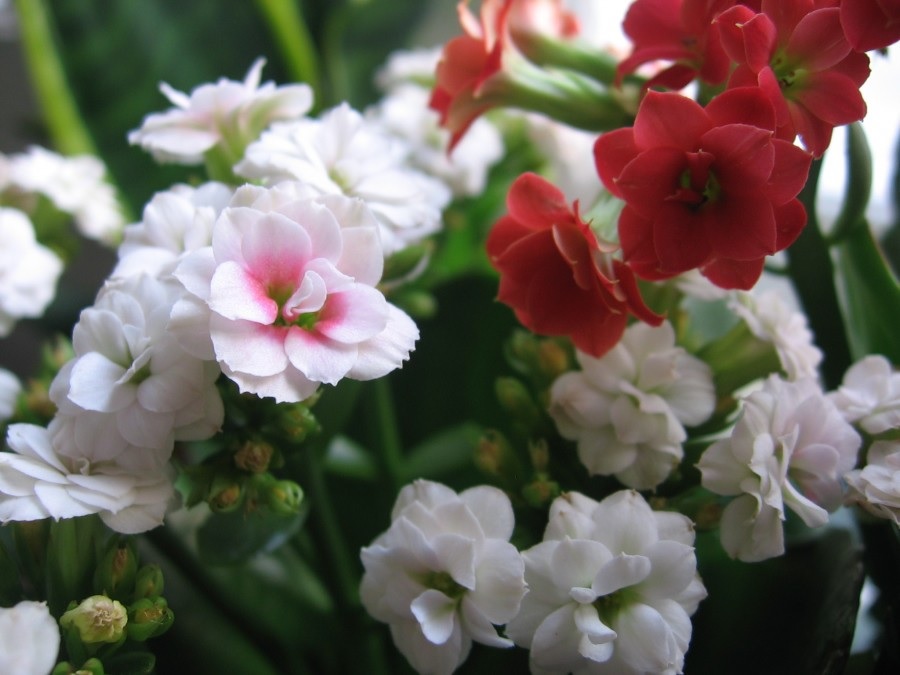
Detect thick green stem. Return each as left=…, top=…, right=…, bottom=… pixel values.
left=14, top=0, right=96, bottom=156
left=827, top=122, right=873, bottom=245
left=520, top=35, right=620, bottom=86
left=368, top=378, right=404, bottom=491
left=252, top=0, right=321, bottom=104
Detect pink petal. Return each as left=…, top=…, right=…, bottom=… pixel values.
left=209, top=260, right=278, bottom=323
left=316, top=285, right=388, bottom=343
left=283, top=328, right=357, bottom=384
left=210, top=315, right=288, bottom=377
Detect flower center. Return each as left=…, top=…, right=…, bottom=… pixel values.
left=669, top=151, right=718, bottom=211
left=421, top=571, right=467, bottom=600
left=771, top=52, right=808, bottom=94
left=593, top=586, right=638, bottom=623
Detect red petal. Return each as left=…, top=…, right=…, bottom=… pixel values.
left=594, top=129, right=638, bottom=198
left=765, top=139, right=812, bottom=205
left=651, top=201, right=714, bottom=274
left=706, top=86, right=777, bottom=131
left=706, top=196, right=777, bottom=260
left=787, top=8, right=850, bottom=71
left=506, top=173, right=573, bottom=231
left=614, top=146, right=688, bottom=220
left=633, top=91, right=710, bottom=151
left=701, top=256, right=765, bottom=290
left=701, top=124, right=775, bottom=192
left=841, top=0, right=900, bottom=52
left=773, top=199, right=808, bottom=251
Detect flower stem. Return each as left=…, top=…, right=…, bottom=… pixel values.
left=826, top=122, right=873, bottom=245
left=368, top=377, right=404, bottom=490
left=252, top=0, right=321, bottom=105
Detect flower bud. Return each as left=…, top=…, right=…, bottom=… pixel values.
left=529, top=439, right=550, bottom=473
left=207, top=474, right=245, bottom=513
left=51, top=658, right=105, bottom=675
left=475, top=430, right=509, bottom=476
left=522, top=475, right=560, bottom=508
left=265, top=479, right=304, bottom=516
left=495, top=376, right=542, bottom=435
left=233, top=440, right=274, bottom=473
left=536, top=339, right=570, bottom=381
left=94, top=539, right=137, bottom=600
left=127, top=597, right=174, bottom=641
left=278, top=403, right=319, bottom=442
left=60, top=596, right=127, bottom=645
left=132, top=564, right=165, bottom=600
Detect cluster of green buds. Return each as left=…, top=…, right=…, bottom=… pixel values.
left=51, top=536, right=172, bottom=674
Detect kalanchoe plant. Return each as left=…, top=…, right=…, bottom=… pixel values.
left=1, top=0, right=899, bottom=674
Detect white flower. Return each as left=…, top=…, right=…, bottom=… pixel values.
left=549, top=322, right=715, bottom=489
left=235, top=102, right=451, bottom=256
left=171, top=184, right=418, bottom=403
left=728, top=290, right=822, bottom=380
left=360, top=480, right=526, bottom=675
left=368, top=84, right=504, bottom=198
left=113, top=181, right=233, bottom=279
left=0, top=367, right=21, bottom=423
left=844, top=440, right=900, bottom=525
left=698, top=375, right=861, bottom=562
left=506, top=490, right=706, bottom=675
left=49, top=274, right=223, bottom=455
left=374, top=46, right=442, bottom=91
left=128, top=58, right=313, bottom=165
left=0, top=207, right=63, bottom=337
left=0, top=600, right=60, bottom=675
left=828, top=355, right=900, bottom=435
left=0, top=423, right=175, bottom=534
left=6, top=146, right=125, bottom=245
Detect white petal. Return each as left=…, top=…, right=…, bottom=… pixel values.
left=410, top=589, right=458, bottom=645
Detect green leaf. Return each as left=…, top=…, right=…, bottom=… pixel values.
left=323, top=434, right=378, bottom=481
left=400, top=423, right=483, bottom=483
left=196, top=507, right=307, bottom=566
left=834, top=224, right=900, bottom=362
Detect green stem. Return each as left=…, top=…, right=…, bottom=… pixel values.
left=521, top=35, right=620, bottom=85
left=368, top=378, right=404, bottom=490
left=252, top=0, right=322, bottom=105
left=826, top=122, right=873, bottom=245
left=301, top=444, right=360, bottom=610
left=14, top=0, right=96, bottom=156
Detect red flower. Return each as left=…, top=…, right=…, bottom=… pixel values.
left=486, top=173, right=662, bottom=357
left=430, top=1, right=579, bottom=150
left=717, top=0, right=870, bottom=156
left=594, top=88, right=812, bottom=290
left=840, top=0, right=900, bottom=52
left=617, top=0, right=741, bottom=90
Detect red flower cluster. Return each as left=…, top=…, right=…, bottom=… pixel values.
left=487, top=174, right=662, bottom=357
left=595, top=88, right=812, bottom=289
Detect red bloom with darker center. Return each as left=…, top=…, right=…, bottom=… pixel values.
left=717, top=0, right=870, bottom=156
left=486, top=173, right=662, bottom=358
left=617, top=0, right=743, bottom=90
left=594, top=88, right=812, bottom=290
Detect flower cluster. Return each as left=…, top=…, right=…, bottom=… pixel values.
left=1, top=1, right=899, bottom=674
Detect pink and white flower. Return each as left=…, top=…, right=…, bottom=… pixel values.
left=128, top=58, right=313, bottom=165
left=549, top=321, right=715, bottom=489
left=0, top=207, right=63, bottom=337
left=234, top=103, right=451, bottom=256
left=172, top=184, right=419, bottom=403
left=506, top=490, right=706, bottom=675
left=698, top=375, right=861, bottom=562
left=360, top=480, right=526, bottom=675
left=0, top=423, right=175, bottom=534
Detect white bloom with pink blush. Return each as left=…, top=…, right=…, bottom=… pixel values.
left=698, top=375, right=861, bottom=562
left=128, top=58, right=313, bottom=165
left=172, top=184, right=418, bottom=403
left=0, top=207, right=63, bottom=337
left=0, top=423, right=175, bottom=534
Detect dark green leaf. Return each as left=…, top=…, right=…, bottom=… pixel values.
left=400, top=423, right=483, bottom=483
left=196, top=507, right=307, bottom=566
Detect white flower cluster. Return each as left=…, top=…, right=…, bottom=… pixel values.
left=0, top=600, right=60, bottom=675
left=549, top=322, right=716, bottom=489
left=1, top=146, right=125, bottom=245
left=360, top=482, right=706, bottom=675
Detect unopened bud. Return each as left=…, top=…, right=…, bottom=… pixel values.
left=495, top=377, right=542, bottom=434
left=54, top=658, right=105, bottom=675
left=506, top=330, right=540, bottom=372
left=127, top=597, right=174, bottom=641
left=522, top=476, right=560, bottom=508
left=536, top=339, right=570, bottom=380
left=529, top=439, right=550, bottom=473
left=94, top=539, right=137, bottom=600
left=279, top=404, right=319, bottom=442
left=234, top=440, right=274, bottom=473
left=207, top=474, right=245, bottom=513
left=475, top=430, right=507, bottom=475
left=60, top=595, right=127, bottom=645
left=133, top=564, right=165, bottom=600
left=266, top=479, right=304, bottom=516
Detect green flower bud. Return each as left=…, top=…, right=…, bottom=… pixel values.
left=207, top=474, right=245, bottom=513
left=233, top=440, right=274, bottom=473
left=60, top=595, right=127, bottom=645
left=278, top=403, right=319, bottom=442
left=265, top=479, right=304, bottom=516
left=132, top=563, right=165, bottom=600
left=536, top=339, right=570, bottom=381
left=75, top=658, right=105, bottom=675
left=94, top=539, right=137, bottom=600
left=495, top=376, right=542, bottom=436
left=127, top=597, right=174, bottom=641
left=522, top=475, right=560, bottom=508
